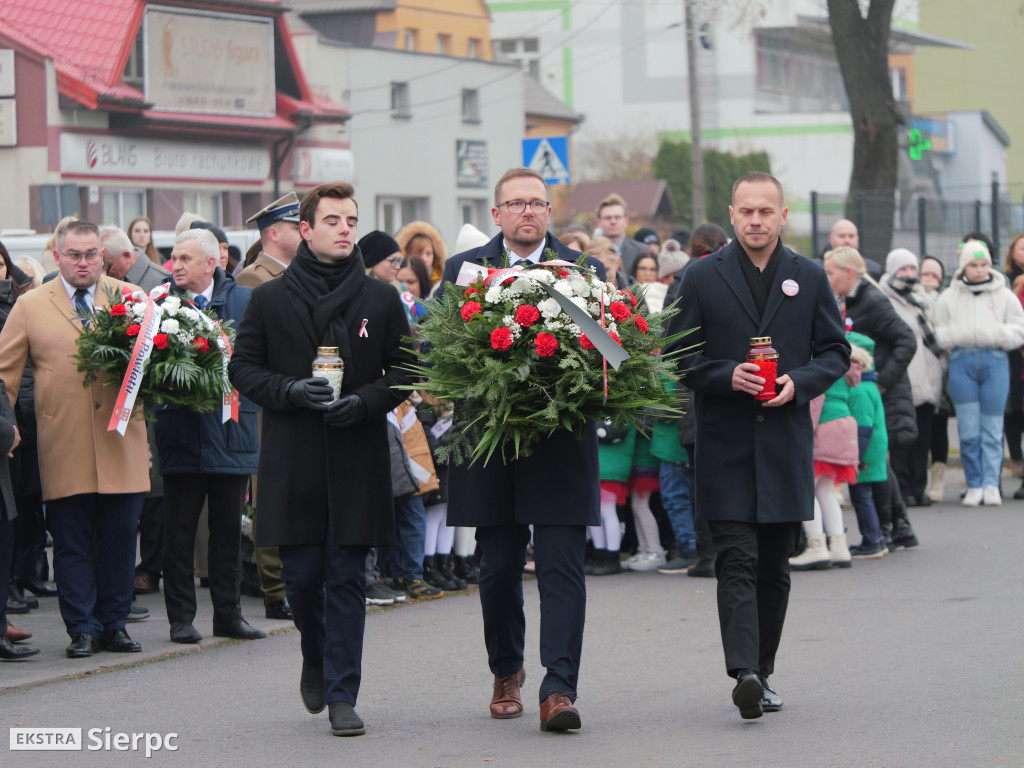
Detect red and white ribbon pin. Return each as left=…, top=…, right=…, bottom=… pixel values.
left=359, top=319, right=369, bottom=338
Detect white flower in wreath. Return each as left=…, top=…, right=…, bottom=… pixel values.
left=131, top=291, right=146, bottom=302
left=568, top=275, right=590, bottom=296
left=179, top=307, right=201, bottom=323
left=529, top=269, right=554, bottom=285
left=131, top=302, right=147, bottom=318
left=553, top=281, right=575, bottom=298
left=587, top=301, right=602, bottom=316
left=177, top=329, right=195, bottom=345
left=538, top=297, right=561, bottom=319
left=485, top=286, right=503, bottom=304
left=163, top=296, right=182, bottom=312
left=569, top=296, right=589, bottom=312
left=160, top=318, right=180, bottom=335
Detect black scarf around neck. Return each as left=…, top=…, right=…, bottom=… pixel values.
left=887, top=274, right=941, bottom=357
left=284, top=241, right=367, bottom=367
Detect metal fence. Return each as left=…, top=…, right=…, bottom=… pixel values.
left=810, top=183, right=1024, bottom=274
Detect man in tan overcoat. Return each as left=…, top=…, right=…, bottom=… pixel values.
left=0, top=220, right=149, bottom=658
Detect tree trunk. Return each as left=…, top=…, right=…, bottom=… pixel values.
left=828, top=0, right=900, bottom=262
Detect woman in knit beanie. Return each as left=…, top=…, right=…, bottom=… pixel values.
left=933, top=242, right=1024, bottom=506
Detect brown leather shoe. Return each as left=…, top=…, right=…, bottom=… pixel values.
left=489, top=668, right=526, bottom=719
left=539, top=692, right=581, bottom=732
left=134, top=573, right=158, bottom=595
left=5, top=624, right=32, bottom=643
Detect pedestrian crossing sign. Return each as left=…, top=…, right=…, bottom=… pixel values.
left=522, top=136, right=570, bottom=185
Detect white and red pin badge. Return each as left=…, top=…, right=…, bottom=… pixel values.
left=782, top=279, right=799, bottom=297
left=359, top=319, right=369, bottom=338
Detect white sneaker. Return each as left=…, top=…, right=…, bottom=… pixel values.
left=628, top=551, right=667, bottom=572
left=620, top=553, right=644, bottom=571
left=963, top=487, right=984, bottom=506
left=983, top=485, right=1002, bottom=506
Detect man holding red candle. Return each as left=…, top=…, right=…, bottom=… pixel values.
left=666, top=172, right=850, bottom=720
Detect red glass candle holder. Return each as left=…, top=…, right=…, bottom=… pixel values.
left=747, top=336, right=778, bottom=401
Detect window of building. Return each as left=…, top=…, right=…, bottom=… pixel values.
left=467, top=38, right=479, bottom=59
left=122, top=28, right=144, bottom=85
left=102, top=189, right=146, bottom=228
left=404, top=29, right=418, bottom=51
left=378, top=196, right=427, bottom=235
left=458, top=198, right=489, bottom=228
left=493, top=37, right=541, bottom=80
left=461, top=89, right=480, bottom=124
left=183, top=191, right=222, bottom=225
left=436, top=34, right=451, bottom=55
left=754, top=29, right=847, bottom=113
left=391, top=81, right=411, bottom=118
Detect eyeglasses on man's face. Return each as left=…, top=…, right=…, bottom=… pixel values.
left=385, top=256, right=403, bottom=267
left=58, top=249, right=103, bottom=264
left=499, top=200, right=549, bottom=215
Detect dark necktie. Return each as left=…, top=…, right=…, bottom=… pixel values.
left=193, top=295, right=208, bottom=309
left=74, top=288, right=91, bottom=327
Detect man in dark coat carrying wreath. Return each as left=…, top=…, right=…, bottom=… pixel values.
left=440, top=167, right=606, bottom=733
left=229, top=182, right=413, bottom=737
left=665, top=172, right=849, bottom=720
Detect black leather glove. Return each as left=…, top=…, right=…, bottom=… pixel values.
left=324, top=394, right=366, bottom=427
left=287, top=377, right=334, bottom=411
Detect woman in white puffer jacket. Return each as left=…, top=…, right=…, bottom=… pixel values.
left=934, top=243, right=1024, bottom=506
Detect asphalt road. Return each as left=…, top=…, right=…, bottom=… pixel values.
left=3, top=480, right=1024, bottom=768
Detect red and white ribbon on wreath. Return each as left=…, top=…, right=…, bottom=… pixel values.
left=107, top=291, right=162, bottom=435
left=190, top=304, right=239, bottom=424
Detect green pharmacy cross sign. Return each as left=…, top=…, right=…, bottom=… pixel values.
left=908, top=128, right=932, bottom=160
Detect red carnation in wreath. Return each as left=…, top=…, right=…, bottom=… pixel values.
left=622, top=290, right=638, bottom=309
left=534, top=332, right=559, bottom=357
left=460, top=301, right=483, bottom=321
left=109, top=304, right=127, bottom=317
left=609, top=301, right=631, bottom=322
left=579, top=334, right=596, bottom=351
left=514, top=305, right=540, bottom=327
left=153, top=333, right=169, bottom=350
left=126, top=324, right=141, bottom=337
left=193, top=338, right=210, bottom=353
left=608, top=331, right=621, bottom=346
left=490, top=327, right=513, bottom=351
left=632, top=314, right=649, bottom=334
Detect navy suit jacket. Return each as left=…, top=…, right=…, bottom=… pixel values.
left=439, top=233, right=605, bottom=527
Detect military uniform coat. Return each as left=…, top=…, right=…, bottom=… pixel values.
left=0, top=275, right=150, bottom=502
left=235, top=253, right=284, bottom=289
left=665, top=240, right=850, bottom=524
left=228, top=272, right=413, bottom=548
left=439, top=232, right=606, bottom=527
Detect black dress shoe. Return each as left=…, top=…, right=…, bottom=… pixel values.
left=328, top=702, right=365, bottom=736
left=100, top=628, right=141, bottom=653
left=66, top=633, right=100, bottom=658
left=300, top=661, right=326, bottom=714
left=5, top=595, right=30, bottom=615
left=0, top=635, right=40, bottom=660
left=212, top=619, right=266, bottom=640
left=760, top=676, right=783, bottom=712
left=732, top=671, right=764, bottom=720
left=9, top=584, right=38, bottom=610
left=265, top=599, right=293, bottom=621
left=16, top=578, right=58, bottom=598
left=170, top=623, right=203, bottom=644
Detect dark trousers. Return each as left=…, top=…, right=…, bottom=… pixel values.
left=136, top=496, right=164, bottom=579
left=279, top=543, right=368, bottom=706
left=47, top=493, right=143, bottom=638
left=476, top=524, right=587, bottom=703
left=389, top=494, right=426, bottom=581
left=931, top=413, right=949, bottom=464
left=892, top=404, right=935, bottom=501
left=162, top=473, right=246, bottom=627
left=684, top=443, right=714, bottom=558
left=0, top=517, right=12, bottom=633
left=10, top=444, right=46, bottom=582
left=709, top=520, right=801, bottom=679
left=1005, top=411, right=1024, bottom=463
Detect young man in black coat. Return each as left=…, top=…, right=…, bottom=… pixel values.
left=229, top=182, right=412, bottom=737
left=665, top=172, right=850, bottom=720
left=440, top=167, right=606, bottom=732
